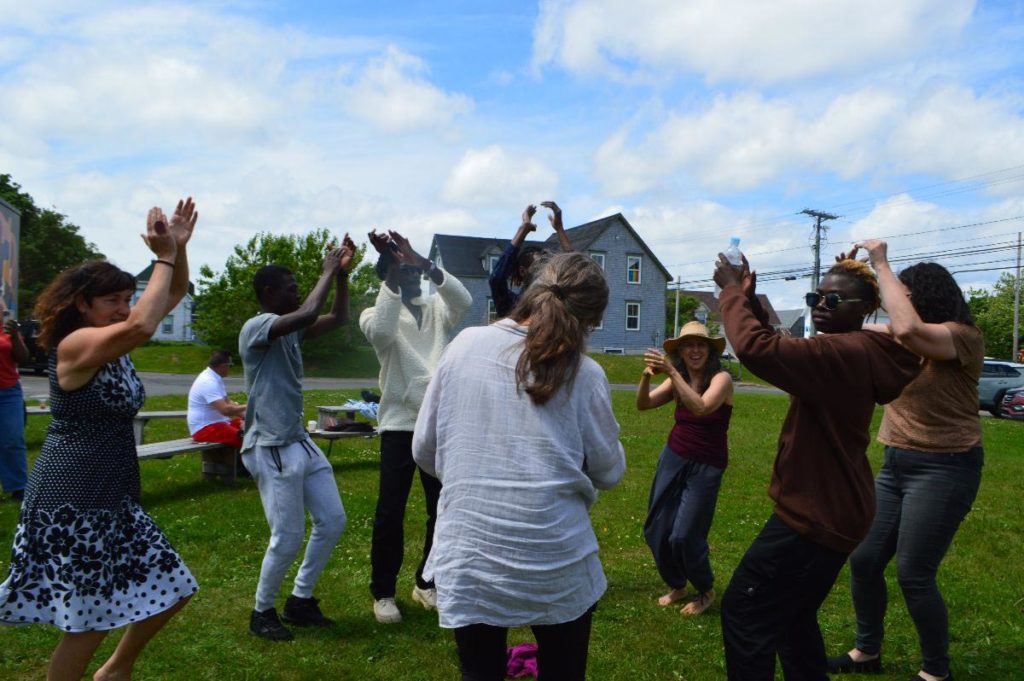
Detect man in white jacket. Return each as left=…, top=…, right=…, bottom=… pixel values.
left=360, top=229, right=472, bottom=624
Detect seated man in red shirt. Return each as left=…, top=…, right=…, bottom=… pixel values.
left=187, top=350, right=246, bottom=448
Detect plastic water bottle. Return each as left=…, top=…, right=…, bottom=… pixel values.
left=714, top=236, right=742, bottom=298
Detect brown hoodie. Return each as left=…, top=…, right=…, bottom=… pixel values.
left=719, top=286, right=921, bottom=553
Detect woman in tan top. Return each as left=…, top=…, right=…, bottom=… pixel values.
left=829, top=241, right=983, bottom=681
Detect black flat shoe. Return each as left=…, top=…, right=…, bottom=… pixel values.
left=827, top=652, right=883, bottom=674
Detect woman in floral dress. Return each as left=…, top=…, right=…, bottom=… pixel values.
left=0, top=198, right=199, bottom=680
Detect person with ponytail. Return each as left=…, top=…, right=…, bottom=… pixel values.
left=413, top=252, right=625, bottom=681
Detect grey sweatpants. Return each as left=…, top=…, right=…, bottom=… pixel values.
left=242, top=438, right=347, bottom=612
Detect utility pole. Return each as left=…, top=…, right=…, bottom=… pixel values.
left=673, top=275, right=681, bottom=337
left=1014, top=232, right=1021, bottom=361
left=801, top=208, right=839, bottom=336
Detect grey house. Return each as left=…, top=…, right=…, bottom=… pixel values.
left=429, top=213, right=670, bottom=354
left=132, top=262, right=196, bottom=342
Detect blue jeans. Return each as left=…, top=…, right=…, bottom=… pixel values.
left=643, top=446, right=724, bottom=594
left=849, top=446, right=983, bottom=677
left=0, top=383, right=28, bottom=494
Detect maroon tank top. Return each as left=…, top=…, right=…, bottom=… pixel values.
left=667, top=402, right=732, bottom=470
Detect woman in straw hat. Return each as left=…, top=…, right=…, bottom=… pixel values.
left=636, top=320, right=733, bottom=616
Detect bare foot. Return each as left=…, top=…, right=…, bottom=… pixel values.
left=657, top=587, right=690, bottom=606
left=846, top=648, right=879, bottom=662
left=916, top=672, right=947, bottom=681
left=680, top=589, right=715, bottom=616
left=94, top=665, right=131, bottom=681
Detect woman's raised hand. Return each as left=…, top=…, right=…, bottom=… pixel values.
left=142, top=207, right=177, bottom=260
left=521, top=204, right=538, bottom=233
left=644, top=348, right=670, bottom=375
left=169, top=197, right=198, bottom=250
left=853, top=239, right=889, bottom=268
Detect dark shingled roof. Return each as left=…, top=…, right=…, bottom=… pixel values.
left=430, top=212, right=672, bottom=281
left=136, top=262, right=196, bottom=296
left=429, top=235, right=549, bottom=278
left=681, top=289, right=782, bottom=327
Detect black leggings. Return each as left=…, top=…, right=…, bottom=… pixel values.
left=453, top=604, right=596, bottom=681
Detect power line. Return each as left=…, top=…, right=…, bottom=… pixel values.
left=670, top=240, right=1024, bottom=288
left=662, top=215, right=1024, bottom=272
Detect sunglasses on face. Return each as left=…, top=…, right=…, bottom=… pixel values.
left=805, top=292, right=862, bottom=310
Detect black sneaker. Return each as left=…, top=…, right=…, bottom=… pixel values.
left=281, top=595, right=333, bottom=627
left=249, top=608, right=294, bottom=641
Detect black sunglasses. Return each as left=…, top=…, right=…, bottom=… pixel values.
left=805, top=292, right=863, bottom=310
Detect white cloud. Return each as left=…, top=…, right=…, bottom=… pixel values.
left=341, top=46, right=474, bottom=132
left=594, top=84, right=1024, bottom=196
left=441, top=145, right=559, bottom=206
left=533, top=0, right=975, bottom=84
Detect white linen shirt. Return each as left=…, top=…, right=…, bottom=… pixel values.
left=412, top=319, right=626, bottom=628
left=359, top=269, right=472, bottom=432
left=186, top=367, right=230, bottom=435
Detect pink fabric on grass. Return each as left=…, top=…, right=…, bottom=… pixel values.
left=506, top=643, right=539, bottom=678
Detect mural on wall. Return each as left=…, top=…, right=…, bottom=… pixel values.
left=0, top=200, right=19, bottom=318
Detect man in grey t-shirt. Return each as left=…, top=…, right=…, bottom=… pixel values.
left=239, top=237, right=354, bottom=642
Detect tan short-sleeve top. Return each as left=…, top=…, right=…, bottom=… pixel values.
left=878, top=322, right=983, bottom=453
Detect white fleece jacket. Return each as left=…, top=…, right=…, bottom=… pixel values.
left=359, top=269, right=472, bottom=432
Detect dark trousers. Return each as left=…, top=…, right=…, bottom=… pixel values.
left=644, top=447, right=723, bottom=593
left=453, top=604, right=596, bottom=681
left=721, top=514, right=848, bottom=681
left=849, top=446, right=982, bottom=677
left=370, top=430, right=442, bottom=600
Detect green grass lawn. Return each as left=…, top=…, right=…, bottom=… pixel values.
left=2, top=391, right=1021, bottom=679
left=129, top=343, right=774, bottom=390
left=131, top=343, right=381, bottom=379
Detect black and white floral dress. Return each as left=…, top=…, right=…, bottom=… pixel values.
left=0, top=353, right=197, bottom=632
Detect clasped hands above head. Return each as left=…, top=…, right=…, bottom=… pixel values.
left=520, top=201, right=563, bottom=233
left=141, top=197, right=199, bottom=261
left=367, top=229, right=430, bottom=269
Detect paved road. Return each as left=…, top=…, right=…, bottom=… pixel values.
left=18, top=371, right=381, bottom=400
left=19, top=370, right=783, bottom=400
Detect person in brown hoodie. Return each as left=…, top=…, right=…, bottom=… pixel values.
left=713, top=254, right=920, bottom=681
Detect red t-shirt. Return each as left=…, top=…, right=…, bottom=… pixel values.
left=0, top=331, right=23, bottom=388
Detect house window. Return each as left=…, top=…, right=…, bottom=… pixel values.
left=590, top=252, right=605, bottom=269
left=487, top=298, right=498, bottom=324
left=161, top=315, right=174, bottom=334
left=626, top=302, right=640, bottom=331
left=487, top=255, right=500, bottom=274
left=627, top=256, right=642, bottom=284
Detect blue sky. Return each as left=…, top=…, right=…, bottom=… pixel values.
left=2, top=0, right=1023, bottom=311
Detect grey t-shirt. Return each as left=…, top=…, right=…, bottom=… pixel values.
left=239, top=312, right=307, bottom=450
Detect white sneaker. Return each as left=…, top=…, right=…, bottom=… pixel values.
left=373, top=597, right=402, bottom=624
left=411, top=586, right=437, bottom=611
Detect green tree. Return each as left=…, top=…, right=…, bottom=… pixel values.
left=0, top=174, right=103, bottom=316
left=664, top=291, right=701, bottom=339
left=193, top=230, right=374, bottom=360
left=968, top=273, right=1021, bottom=360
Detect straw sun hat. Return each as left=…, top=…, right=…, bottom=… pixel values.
left=662, top=320, right=726, bottom=356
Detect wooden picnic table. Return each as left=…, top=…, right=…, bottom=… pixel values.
left=26, top=406, right=188, bottom=445
left=308, top=428, right=377, bottom=455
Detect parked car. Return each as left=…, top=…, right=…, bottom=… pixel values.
left=980, top=360, right=1024, bottom=416
left=999, top=387, right=1024, bottom=420
left=15, top=319, right=48, bottom=376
